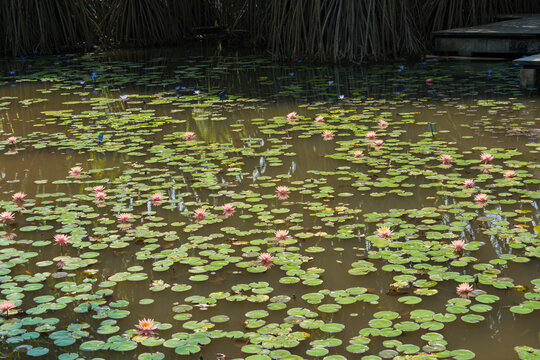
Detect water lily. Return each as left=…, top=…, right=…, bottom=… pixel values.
left=425, top=78, right=433, bottom=85
left=503, top=170, right=516, bottom=178
left=377, top=226, right=393, bottom=238
left=95, top=192, right=106, bottom=201
left=378, top=120, right=388, bottom=129
left=322, top=130, right=334, bottom=140
left=440, top=154, right=452, bottom=165
left=0, top=211, right=14, bottom=224
left=93, top=185, right=105, bottom=193
left=222, top=203, right=235, bottom=215
left=456, top=282, right=473, bottom=296
left=12, top=192, right=26, bottom=202
left=365, top=131, right=376, bottom=140
left=374, top=139, right=384, bottom=146
left=7, top=136, right=16, bottom=144
left=276, top=186, right=290, bottom=200
left=314, top=116, right=324, bottom=123
left=257, top=252, right=273, bottom=264
left=463, top=179, right=475, bottom=188
left=0, top=300, right=14, bottom=314
left=54, top=234, right=70, bottom=246
left=275, top=230, right=289, bottom=240
left=184, top=131, right=195, bottom=140
left=194, top=208, right=206, bottom=220
left=118, top=213, right=133, bottom=223
left=451, top=240, right=466, bottom=252
left=474, top=193, right=488, bottom=204
left=69, top=166, right=83, bottom=176
left=286, top=112, right=297, bottom=120
left=354, top=150, right=363, bottom=159
left=135, top=318, right=158, bottom=336
left=480, top=153, right=493, bottom=163
left=151, top=193, right=163, bottom=202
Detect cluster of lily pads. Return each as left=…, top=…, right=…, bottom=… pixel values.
left=0, top=52, right=538, bottom=359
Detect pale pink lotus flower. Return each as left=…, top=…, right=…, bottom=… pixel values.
left=0, top=300, right=14, bottom=314
left=54, top=234, right=70, bottom=246
left=275, top=230, right=289, bottom=240
left=374, top=139, right=384, bottom=146
left=463, top=179, right=475, bottom=188
left=135, top=318, right=158, bottom=336
left=378, top=120, right=388, bottom=129
left=480, top=153, right=494, bottom=163
left=377, top=226, right=394, bottom=238
left=12, top=192, right=26, bottom=202
left=456, top=283, right=473, bottom=296
left=425, top=78, right=433, bottom=85
left=69, top=166, right=83, bottom=177
left=95, top=192, right=106, bottom=201
left=474, top=193, right=488, bottom=204
left=322, top=130, right=334, bottom=140
left=151, top=193, right=163, bottom=202
left=314, top=116, right=324, bottom=123
left=117, top=213, right=133, bottom=223
left=222, top=203, right=235, bottom=215
left=481, top=166, right=491, bottom=174
left=257, top=252, right=273, bottom=264
left=440, top=154, right=452, bottom=165
left=286, top=112, right=297, bottom=120
left=354, top=150, right=364, bottom=159
left=7, top=136, right=16, bottom=144
left=276, top=186, right=290, bottom=200
left=0, top=211, right=14, bottom=224
left=93, top=185, right=105, bottom=193
left=365, top=131, right=376, bottom=140
left=193, top=208, right=206, bottom=220
left=184, top=132, right=195, bottom=140
left=451, top=240, right=466, bottom=252
left=503, top=170, right=516, bottom=178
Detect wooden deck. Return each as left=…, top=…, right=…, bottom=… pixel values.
left=433, top=14, right=540, bottom=56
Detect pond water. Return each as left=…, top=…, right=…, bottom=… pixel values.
left=0, top=47, right=538, bottom=360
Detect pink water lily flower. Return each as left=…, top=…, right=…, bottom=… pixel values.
left=440, top=154, right=452, bottom=165
left=12, top=192, right=26, bottom=202
left=354, top=150, right=363, bottom=159
left=93, top=185, right=105, bottom=193
left=374, top=139, right=384, bottom=146
left=69, top=166, right=83, bottom=177
left=194, top=208, right=206, bottom=220
left=184, top=132, right=195, bottom=140
left=322, top=130, right=334, bottom=140
left=151, top=193, right=163, bottom=202
left=54, top=234, right=70, bottom=246
left=463, top=179, right=475, bottom=188
left=95, top=192, right=106, bottom=201
left=474, top=193, right=488, bottom=204
left=276, top=186, right=290, bottom=200
left=222, top=203, right=235, bottom=215
left=456, top=283, right=473, bottom=296
left=378, top=120, right=388, bottom=129
left=287, top=112, right=297, bottom=120
left=480, top=153, right=493, bottom=163
left=0, top=300, right=15, bottom=314
left=314, top=116, right=324, bottom=123
left=503, top=170, right=516, bottom=178
left=135, top=318, right=158, bottom=336
left=365, top=131, right=376, bottom=140
left=7, top=136, right=16, bottom=144
left=275, top=230, right=289, bottom=240
left=377, top=226, right=393, bottom=238
left=425, top=78, right=433, bottom=85
left=118, top=213, right=133, bottom=223
left=0, top=211, right=14, bottom=224
left=451, top=240, right=466, bottom=252
left=257, top=252, right=273, bottom=264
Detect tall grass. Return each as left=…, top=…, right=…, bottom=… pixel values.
left=1, top=0, right=539, bottom=60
